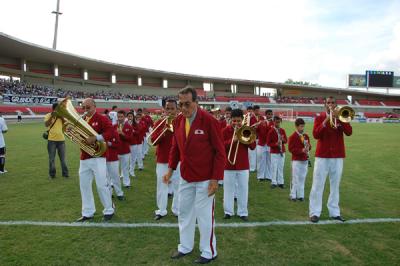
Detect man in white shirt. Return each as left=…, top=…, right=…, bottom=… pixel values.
left=0, top=114, right=8, bottom=174
left=108, top=105, right=118, bottom=125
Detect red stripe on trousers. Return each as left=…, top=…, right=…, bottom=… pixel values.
left=210, top=198, right=215, bottom=258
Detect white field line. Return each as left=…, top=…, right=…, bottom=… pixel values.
left=0, top=218, right=399, bottom=229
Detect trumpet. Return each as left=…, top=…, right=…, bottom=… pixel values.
left=329, top=106, right=355, bottom=128
left=147, top=115, right=174, bottom=146
left=304, top=138, right=312, bottom=167
left=227, top=113, right=257, bottom=165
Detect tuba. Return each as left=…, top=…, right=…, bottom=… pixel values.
left=330, top=106, right=355, bottom=128
left=227, top=113, right=257, bottom=165
left=55, top=97, right=107, bottom=157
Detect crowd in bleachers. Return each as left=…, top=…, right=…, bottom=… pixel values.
left=0, top=79, right=212, bottom=101
left=275, top=96, right=312, bottom=104
left=1, top=79, right=399, bottom=106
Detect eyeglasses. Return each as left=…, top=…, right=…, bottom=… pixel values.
left=178, top=101, right=192, bottom=108
left=81, top=105, right=91, bottom=110
left=326, top=101, right=335, bottom=104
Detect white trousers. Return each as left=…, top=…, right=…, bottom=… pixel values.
left=106, top=161, right=124, bottom=197
left=170, top=165, right=181, bottom=216
left=290, top=160, right=308, bottom=199
left=143, top=133, right=149, bottom=156
left=248, top=147, right=257, bottom=172
left=265, top=146, right=272, bottom=180
left=130, top=144, right=143, bottom=176
left=224, top=170, right=249, bottom=217
left=79, top=158, right=114, bottom=217
left=118, top=153, right=130, bottom=187
left=309, top=158, right=343, bottom=217
left=271, top=153, right=285, bottom=185
left=155, top=163, right=181, bottom=216
left=178, top=179, right=217, bottom=260
left=256, top=145, right=267, bottom=180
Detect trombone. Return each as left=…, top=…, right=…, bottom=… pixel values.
left=227, top=113, right=257, bottom=165
left=147, top=115, right=174, bottom=146
left=329, top=106, right=355, bottom=128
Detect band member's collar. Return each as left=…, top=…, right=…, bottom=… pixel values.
left=188, top=107, right=198, bottom=125
left=85, top=112, right=95, bottom=122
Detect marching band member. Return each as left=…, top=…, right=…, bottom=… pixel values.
left=288, top=118, right=311, bottom=201
left=142, top=108, right=153, bottom=157
left=246, top=106, right=257, bottom=172
left=152, top=99, right=180, bottom=220
left=267, top=116, right=287, bottom=189
left=136, top=111, right=147, bottom=168
left=309, top=96, right=352, bottom=223
left=223, top=109, right=256, bottom=221
left=127, top=112, right=142, bottom=177
left=223, top=107, right=232, bottom=127
left=105, top=131, right=125, bottom=200
left=264, top=110, right=274, bottom=181
left=256, top=119, right=268, bottom=181
left=163, top=86, right=225, bottom=264
left=116, top=110, right=134, bottom=188
left=76, top=98, right=116, bottom=222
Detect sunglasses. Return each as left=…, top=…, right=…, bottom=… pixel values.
left=326, top=101, right=335, bottom=104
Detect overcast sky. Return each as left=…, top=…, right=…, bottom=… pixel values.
left=1, top=0, right=399, bottom=88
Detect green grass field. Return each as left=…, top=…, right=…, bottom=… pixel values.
left=0, top=121, right=399, bottom=265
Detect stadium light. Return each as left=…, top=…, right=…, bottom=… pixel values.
left=52, top=0, right=62, bottom=49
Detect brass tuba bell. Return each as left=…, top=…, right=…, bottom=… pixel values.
left=54, top=97, right=107, bottom=157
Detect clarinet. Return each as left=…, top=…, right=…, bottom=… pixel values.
left=275, top=127, right=283, bottom=157
left=304, top=139, right=312, bottom=167
left=300, top=133, right=312, bottom=167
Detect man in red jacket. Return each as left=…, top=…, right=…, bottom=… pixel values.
left=116, top=110, right=133, bottom=188
left=309, top=96, right=352, bottom=223
left=223, top=109, right=256, bottom=221
left=256, top=109, right=272, bottom=181
left=152, top=99, right=181, bottom=220
left=163, top=86, right=225, bottom=264
left=127, top=112, right=143, bottom=177
left=142, top=108, right=153, bottom=157
left=288, top=118, right=311, bottom=201
left=247, top=106, right=257, bottom=172
left=77, top=98, right=117, bottom=222
left=267, top=116, right=288, bottom=188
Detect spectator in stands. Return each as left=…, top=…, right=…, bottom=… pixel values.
left=44, top=103, right=69, bottom=179
left=0, top=78, right=215, bottom=102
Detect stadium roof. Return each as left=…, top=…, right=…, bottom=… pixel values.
left=0, top=32, right=397, bottom=98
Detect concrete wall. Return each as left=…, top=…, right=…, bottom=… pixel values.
left=142, top=76, right=162, bottom=87
left=26, top=61, right=53, bottom=74
left=213, top=82, right=231, bottom=92
left=237, top=84, right=254, bottom=94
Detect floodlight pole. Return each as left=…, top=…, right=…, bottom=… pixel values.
left=52, top=0, right=62, bottom=49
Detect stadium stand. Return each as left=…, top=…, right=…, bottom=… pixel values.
left=357, top=100, right=383, bottom=106
left=382, top=101, right=400, bottom=106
